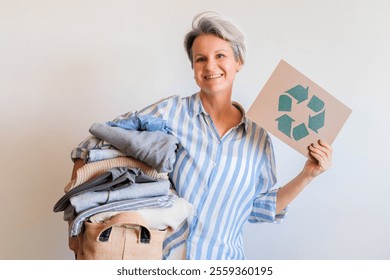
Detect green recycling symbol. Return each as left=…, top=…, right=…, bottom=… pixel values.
left=275, top=85, right=325, bottom=141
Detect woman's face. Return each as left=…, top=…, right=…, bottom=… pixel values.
left=192, top=34, right=242, bottom=97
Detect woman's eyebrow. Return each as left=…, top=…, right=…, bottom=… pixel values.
left=194, top=49, right=228, bottom=57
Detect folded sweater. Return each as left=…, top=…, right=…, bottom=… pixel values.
left=64, top=156, right=168, bottom=192
left=89, top=123, right=178, bottom=173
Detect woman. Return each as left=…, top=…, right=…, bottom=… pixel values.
left=71, top=12, right=332, bottom=260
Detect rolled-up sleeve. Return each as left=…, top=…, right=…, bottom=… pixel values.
left=248, top=134, right=287, bottom=223
left=70, top=135, right=101, bottom=162
left=248, top=189, right=287, bottom=223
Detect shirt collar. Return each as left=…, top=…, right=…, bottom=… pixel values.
left=188, top=92, right=249, bottom=132
left=232, top=101, right=249, bottom=132
left=188, top=92, right=204, bottom=118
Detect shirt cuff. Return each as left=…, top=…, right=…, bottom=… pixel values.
left=248, top=189, right=288, bottom=224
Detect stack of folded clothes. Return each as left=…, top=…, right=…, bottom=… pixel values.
left=53, top=113, right=194, bottom=257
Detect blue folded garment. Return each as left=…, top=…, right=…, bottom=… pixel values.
left=70, top=180, right=172, bottom=213
left=53, top=167, right=156, bottom=212
left=106, top=115, right=168, bottom=133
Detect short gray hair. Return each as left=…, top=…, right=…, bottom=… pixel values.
left=184, top=11, right=246, bottom=68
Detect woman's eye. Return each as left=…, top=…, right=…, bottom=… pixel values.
left=196, top=57, right=206, bottom=62
left=216, top=54, right=225, bottom=59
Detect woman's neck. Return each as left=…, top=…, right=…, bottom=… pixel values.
left=200, top=91, right=231, bottom=116
left=199, top=91, right=242, bottom=137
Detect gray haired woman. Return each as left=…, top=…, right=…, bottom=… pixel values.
left=71, top=11, right=332, bottom=260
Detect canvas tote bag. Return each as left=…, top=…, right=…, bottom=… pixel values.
left=74, top=211, right=167, bottom=260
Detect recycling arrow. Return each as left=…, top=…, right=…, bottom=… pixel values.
left=278, top=94, right=292, bottom=112
left=307, top=95, right=325, bottom=112
left=308, top=110, right=325, bottom=133
left=275, top=114, right=294, bottom=138
left=285, top=85, right=308, bottom=103
left=293, top=123, right=309, bottom=141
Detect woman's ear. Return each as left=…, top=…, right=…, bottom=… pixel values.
left=237, top=61, right=243, bottom=72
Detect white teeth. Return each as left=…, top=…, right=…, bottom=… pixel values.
left=205, top=74, right=223, bottom=79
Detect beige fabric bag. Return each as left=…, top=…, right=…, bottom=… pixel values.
left=72, top=211, right=167, bottom=260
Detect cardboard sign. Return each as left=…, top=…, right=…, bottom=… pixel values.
left=247, top=60, right=352, bottom=158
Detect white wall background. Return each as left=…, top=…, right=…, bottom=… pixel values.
left=1, top=0, right=389, bottom=260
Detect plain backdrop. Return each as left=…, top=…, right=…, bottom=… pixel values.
left=1, top=0, right=389, bottom=259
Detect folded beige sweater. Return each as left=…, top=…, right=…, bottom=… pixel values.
left=64, top=156, right=169, bottom=192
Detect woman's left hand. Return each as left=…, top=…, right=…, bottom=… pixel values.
left=303, top=139, right=333, bottom=179
left=276, top=139, right=333, bottom=213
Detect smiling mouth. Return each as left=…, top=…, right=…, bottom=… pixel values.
left=204, top=74, right=223, bottom=79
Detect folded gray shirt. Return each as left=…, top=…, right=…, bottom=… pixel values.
left=89, top=123, right=178, bottom=173
left=53, top=167, right=156, bottom=212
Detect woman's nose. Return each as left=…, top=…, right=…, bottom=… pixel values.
left=205, top=58, right=217, bottom=70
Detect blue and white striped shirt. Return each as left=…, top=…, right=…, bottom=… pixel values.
left=134, top=93, right=287, bottom=259
left=71, top=92, right=287, bottom=259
